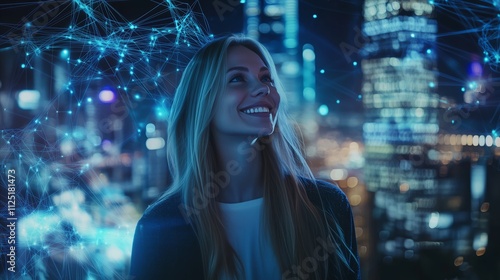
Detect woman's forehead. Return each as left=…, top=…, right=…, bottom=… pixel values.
left=226, top=45, right=267, bottom=68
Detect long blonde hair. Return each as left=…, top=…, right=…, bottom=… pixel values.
left=157, top=35, right=355, bottom=279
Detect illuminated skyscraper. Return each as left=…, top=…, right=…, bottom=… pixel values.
left=360, top=1, right=463, bottom=275
left=361, top=1, right=500, bottom=277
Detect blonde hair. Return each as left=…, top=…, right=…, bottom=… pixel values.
left=157, top=35, right=355, bottom=279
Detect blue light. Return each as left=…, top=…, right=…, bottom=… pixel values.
left=320, top=69, right=325, bottom=74
left=318, top=104, right=329, bottom=116
left=336, top=99, right=340, bottom=104
left=60, top=49, right=69, bottom=59
left=353, top=61, right=358, bottom=66
left=18, top=90, right=41, bottom=110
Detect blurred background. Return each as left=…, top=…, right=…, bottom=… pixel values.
left=0, top=0, right=499, bottom=279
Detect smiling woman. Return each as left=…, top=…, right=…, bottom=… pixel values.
left=130, top=34, right=360, bottom=280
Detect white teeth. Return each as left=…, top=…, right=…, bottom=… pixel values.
left=243, top=107, right=270, bottom=114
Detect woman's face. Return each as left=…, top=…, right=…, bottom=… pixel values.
left=211, top=45, right=280, bottom=140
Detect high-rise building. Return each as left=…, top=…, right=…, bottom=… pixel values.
left=363, top=1, right=500, bottom=278
left=360, top=0, right=461, bottom=276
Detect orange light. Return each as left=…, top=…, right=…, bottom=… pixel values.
left=480, top=202, right=490, bottom=213
left=476, top=247, right=486, bottom=257
left=399, top=183, right=410, bottom=193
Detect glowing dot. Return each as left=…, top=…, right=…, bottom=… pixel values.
left=320, top=69, right=325, bottom=74
left=146, top=123, right=156, bottom=137
left=461, top=87, right=465, bottom=92
left=353, top=61, right=358, bottom=66
left=134, top=94, right=140, bottom=100
left=336, top=99, right=340, bottom=104
left=146, top=137, right=165, bottom=150
left=330, top=169, right=347, bottom=181
left=348, top=195, right=362, bottom=208
left=410, top=33, right=415, bottom=38
left=313, top=14, right=318, bottom=19
left=429, top=82, right=435, bottom=88
left=358, top=94, right=362, bottom=99
left=476, top=247, right=486, bottom=257
left=60, top=49, right=69, bottom=59
left=486, top=135, right=493, bottom=147
left=18, top=90, right=41, bottom=110
left=400, top=183, right=410, bottom=193
left=302, top=49, right=315, bottom=61
left=347, top=177, right=358, bottom=188
left=21, top=64, right=26, bottom=68
left=480, top=202, right=490, bottom=212
left=426, top=49, right=432, bottom=54
left=99, top=89, right=115, bottom=103
left=318, top=104, right=329, bottom=116
left=454, top=256, right=464, bottom=266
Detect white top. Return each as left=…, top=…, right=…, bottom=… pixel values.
left=218, top=197, right=282, bottom=280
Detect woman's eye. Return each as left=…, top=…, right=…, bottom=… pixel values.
left=262, top=75, right=274, bottom=84
left=229, top=75, right=244, bottom=83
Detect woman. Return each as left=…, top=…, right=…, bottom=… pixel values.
left=130, top=35, right=360, bottom=279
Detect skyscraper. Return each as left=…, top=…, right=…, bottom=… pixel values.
left=361, top=1, right=455, bottom=276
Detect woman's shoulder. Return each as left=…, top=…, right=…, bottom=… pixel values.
left=299, top=176, right=351, bottom=215
left=300, top=177, right=348, bottom=201
left=136, top=192, right=188, bottom=229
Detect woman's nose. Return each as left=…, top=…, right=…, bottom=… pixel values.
left=250, top=81, right=270, bottom=97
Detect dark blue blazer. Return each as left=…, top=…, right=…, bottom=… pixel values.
left=129, top=178, right=360, bottom=279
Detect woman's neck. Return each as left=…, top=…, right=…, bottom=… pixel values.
left=211, top=133, right=265, bottom=203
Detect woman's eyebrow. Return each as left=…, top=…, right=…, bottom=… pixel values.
left=226, top=66, right=269, bottom=73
